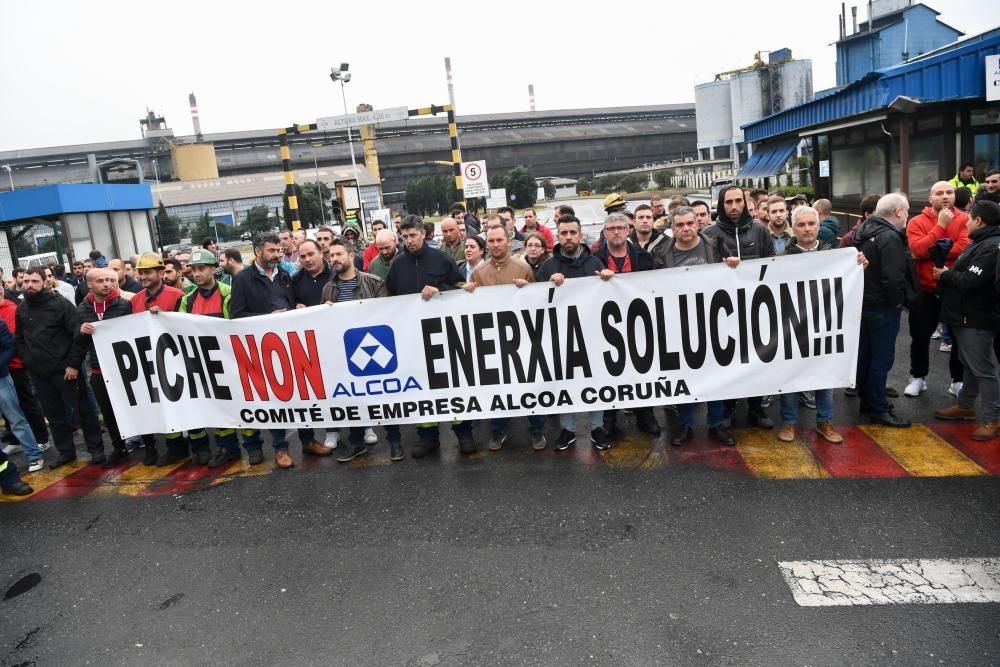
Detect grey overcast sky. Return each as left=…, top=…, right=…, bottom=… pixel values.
left=0, top=0, right=994, bottom=151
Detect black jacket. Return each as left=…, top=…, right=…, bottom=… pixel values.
left=852, top=216, right=919, bottom=309
left=536, top=244, right=606, bottom=282
left=938, top=225, right=1000, bottom=330
left=121, top=275, right=142, bottom=293
left=0, top=320, right=16, bottom=378
left=14, top=290, right=81, bottom=374
left=230, top=263, right=295, bottom=319
left=782, top=240, right=833, bottom=255
left=629, top=228, right=668, bottom=254
left=594, top=240, right=654, bottom=273
left=702, top=190, right=774, bottom=260
left=70, top=293, right=133, bottom=371
left=385, top=244, right=464, bottom=296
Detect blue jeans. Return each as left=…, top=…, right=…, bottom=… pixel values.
left=491, top=415, right=545, bottom=435
left=677, top=401, right=726, bottom=429
left=0, top=374, right=42, bottom=462
left=857, top=306, right=901, bottom=415
left=269, top=429, right=289, bottom=452
left=780, top=389, right=833, bottom=425
left=559, top=412, right=603, bottom=433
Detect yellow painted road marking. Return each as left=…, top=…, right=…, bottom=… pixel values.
left=859, top=424, right=988, bottom=477
left=210, top=458, right=275, bottom=485
left=640, top=448, right=668, bottom=471
left=91, top=461, right=187, bottom=497
left=0, top=461, right=88, bottom=502
left=735, top=428, right=831, bottom=479
left=599, top=433, right=657, bottom=469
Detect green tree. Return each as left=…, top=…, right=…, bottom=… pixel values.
left=541, top=179, right=556, bottom=200
left=619, top=173, right=648, bottom=193
left=298, top=181, right=332, bottom=228
left=154, top=201, right=181, bottom=247
left=593, top=174, right=620, bottom=193
left=653, top=170, right=673, bottom=188
left=37, top=235, right=57, bottom=254
left=501, top=165, right=537, bottom=208
left=189, top=212, right=216, bottom=246
left=576, top=177, right=591, bottom=193
left=243, top=205, right=271, bottom=237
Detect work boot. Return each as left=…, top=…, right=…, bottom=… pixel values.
left=708, top=426, right=736, bottom=446
left=870, top=412, right=910, bottom=428
left=49, top=453, right=77, bottom=470
left=635, top=410, right=660, bottom=435
left=933, top=405, right=977, bottom=421
left=194, top=449, right=211, bottom=466
left=247, top=449, right=264, bottom=466
left=777, top=423, right=796, bottom=442
left=458, top=434, right=478, bottom=455
left=670, top=425, right=693, bottom=447
left=815, top=421, right=843, bottom=444
left=971, top=422, right=999, bottom=441
left=102, top=446, right=129, bottom=469
left=156, top=448, right=188, bottom=467
left=1, top=480, right=33, bottom=496
left=748, top=409, right=774, bottom=429
left=411, top=439, right=439, bottom=459
left=207, top=449, right=240, bottom=468
left=389, top=440, right=405, bottom=462
left=143, top=443, right=158, bottom=466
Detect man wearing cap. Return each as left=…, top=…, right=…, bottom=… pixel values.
left=131, top=252, right=191, bottom=465
left=70, top=268, right=134, bottom=467
left=178, top=249, right=271, bottom=466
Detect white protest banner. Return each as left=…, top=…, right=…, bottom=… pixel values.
left=93, top=249, right=863, bottom=438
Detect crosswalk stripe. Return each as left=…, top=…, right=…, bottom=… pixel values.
left=0, top=460, right=88, bottom=502
left=859, top=424, right=988, bottom=477
left=804, top=426, right=909, bottom=478
left=29, top=459, right=138, bottom=501
left=735, top=428, right=831, bottom=479
left=924, top=422, right=1000, bottom=475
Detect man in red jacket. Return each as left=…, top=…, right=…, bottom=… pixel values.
left=904, top=181, right=969, bottom=398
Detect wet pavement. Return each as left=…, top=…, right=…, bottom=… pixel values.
left=2, top=300, right=999, bottom=665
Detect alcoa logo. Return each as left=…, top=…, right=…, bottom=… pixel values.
left=344, top=325, right=398, bottom=376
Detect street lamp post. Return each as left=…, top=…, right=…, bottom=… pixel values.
left=330, top=63, right=364, bottom=232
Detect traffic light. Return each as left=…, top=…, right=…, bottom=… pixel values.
left=330, top=198, right=343, bottom=223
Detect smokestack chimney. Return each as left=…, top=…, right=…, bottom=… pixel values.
left=189, top=92, right=203, bottom=143
left=851, top=6, right=858, bottom=33
left=528, top=84, right=535, bottom=112
left=840, top=2, right=846, bottom=39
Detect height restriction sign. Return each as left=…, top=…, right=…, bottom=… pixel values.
left=462, top=160, right=489, bottom=198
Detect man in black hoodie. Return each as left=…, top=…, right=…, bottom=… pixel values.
left=702, top=185, right=775, bottom=428
left=386, top=215, right=474, bottom=458
left=537, top=215, right=616, bottom=451
left=15, top=267, right=105, bottom=468
left=932, top=200, right=1000, bottom=440
left=852, top=193, right=918, bottom=427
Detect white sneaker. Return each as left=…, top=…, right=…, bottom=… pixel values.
left=903, top=377, right=927, bottom=397
left=948, top=381, right=964, bottom=397
left=27, top=459, right=44, bottom=473
left=2, top=443, right=22, bottom=455
left=323, top=431, right=340, bottom=450
left=364, top=428, right=378, bottom=445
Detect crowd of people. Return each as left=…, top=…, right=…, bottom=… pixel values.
left=2, top=168, right=999, bottom=496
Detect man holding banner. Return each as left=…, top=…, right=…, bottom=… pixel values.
left=463, top=219, right=539, bottom=451
left=536, top=214, right=615, bottom=452
left=386, top=215, right=476, bottom=457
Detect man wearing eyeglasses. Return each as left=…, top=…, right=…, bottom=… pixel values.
left=651, top=207, right=736, bottom=447
left=594, top=213, right=659, bottom=437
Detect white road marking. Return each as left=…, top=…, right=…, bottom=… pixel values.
left=778, top=558, right=1000, bottom=606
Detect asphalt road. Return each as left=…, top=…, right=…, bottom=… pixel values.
left=2, top=306, right=999, bottom=666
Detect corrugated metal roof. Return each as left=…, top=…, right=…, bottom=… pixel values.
left=738, top=138, right=800, bottom=178
left=744, top=31, right=1000, bottom=143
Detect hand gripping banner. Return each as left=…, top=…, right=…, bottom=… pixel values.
left=93, top=250, right=864, bottom=438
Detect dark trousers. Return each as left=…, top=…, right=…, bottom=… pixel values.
left=909, top=292, right=963, bottom=381
left=29, top=369, right=103, bottom=458
left=858, top=306, right=902, bottom=415
left=90, top=373, right=124, bottom=453
left=10, top=367, right=49, bottom=443
left=0, top=448, right=23, bottom=488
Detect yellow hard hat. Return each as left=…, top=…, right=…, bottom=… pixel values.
left=136, top=251, right=165, bottom=270
left=603, top=193, right=626, bottom=211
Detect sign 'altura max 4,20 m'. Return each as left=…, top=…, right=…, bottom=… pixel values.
left=93, top=250, right=863, bottom=438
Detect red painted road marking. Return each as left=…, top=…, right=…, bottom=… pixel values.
left=29, top=458, right=139, bottom=501
left=137, top=460, right=239, bottom=496
left=925, top=422, right=1000, bottom=475
left=670, top=438, right=749, bottom=474
left=801, top=426, right=909, bottom=479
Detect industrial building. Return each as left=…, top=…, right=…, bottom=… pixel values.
left=742, top=29, right=1000, bottom=227
left=695, top=49, right=814, bottom=169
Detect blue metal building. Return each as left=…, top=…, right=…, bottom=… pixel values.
left=835, top=3, right=963, bottom=86
left=0, top=184, right=155, bottom=271
left=742, top=29, right=1000, bottom=225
